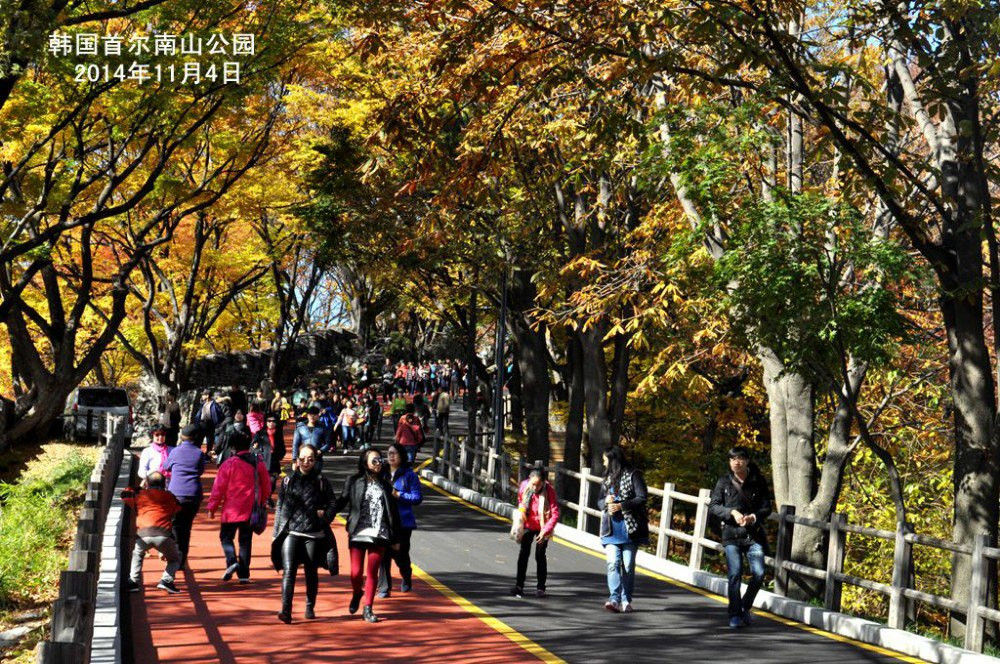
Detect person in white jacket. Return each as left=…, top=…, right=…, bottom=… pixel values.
left=138, top=426, right=174, bottom=487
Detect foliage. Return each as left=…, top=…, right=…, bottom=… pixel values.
left=0, top=443, right=99, bottom=608
left=718, top=193, right=911, bottom=382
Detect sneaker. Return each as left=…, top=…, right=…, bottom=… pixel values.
left=157, top=580, right=181, bottom=594
left=342, top=449, right=349, bottom=456
left=742, top=610, right=753, bottom=627
left=621, top=602, right=634, bottom=613
left=729, top=616, right=744, bottom=629
left=363, top=605, right=379, bottom=623
left=127, top=579, right=140, bottom=593
left=604, top=600, right=620, bottom=612
left=222, top=563, right=239, bottom=581
left=238, top=578, right=251, bottom=585
left=377, top=591, right=390, bottom=599
left=535, top=589, right=547, bottom=598
left=400, top=581, right=412, bottom=593
left=277, top=611, right=291, bottom=624
left=509, top=586, right=523, bottom=598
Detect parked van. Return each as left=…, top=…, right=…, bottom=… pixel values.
left=63, top=386, right=133, bottom=444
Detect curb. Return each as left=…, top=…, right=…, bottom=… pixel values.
left=418, top=465, right=999, bottom=664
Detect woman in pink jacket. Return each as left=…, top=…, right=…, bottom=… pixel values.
left=247, top=402, right=266, bottom=436
left=207, top=431, right=271, bottom=583
left=510, top=467, right=559, bottom=598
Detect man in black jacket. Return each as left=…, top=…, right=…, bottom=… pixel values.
left=709, top=446, right=772, bottom=629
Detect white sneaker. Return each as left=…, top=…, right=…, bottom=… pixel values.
left=604, top=600, right=620, bottom=612
left=621, top=602, right=634, bottom=613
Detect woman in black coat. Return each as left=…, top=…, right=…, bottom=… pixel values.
left=271, top=444, right=337, bottom=624
left=334, top=448, right=402, bottom=623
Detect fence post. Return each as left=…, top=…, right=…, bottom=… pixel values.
left=824, top=512, right=847, bottom=611
left=888, top=521, right=912, bottom=630
left=577, top=468, right=591, bottom=532
left=690, top=488, right=711, bottom=570
left=965, top=534, right=989, bottom=653
left=471, top=446, right=484, bottom=492
left=774, top=505, right=795, bottom=596
left=458, top=441, right=469, bottom=487
left=656, top=482, right=674, bottom=559
left=447, top=436, right=458, bottom=483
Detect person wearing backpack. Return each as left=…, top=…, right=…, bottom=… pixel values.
left=272, top=444, right=338, bottom=623
left=597, top=445, right=648, bottom=613
left=394, top=403, right=424, bottom=464
left=206, top=431, right=271, bottom=584
left=708, top=446, right=772, bottom=629
left=510, top=467, right=559, bottom=599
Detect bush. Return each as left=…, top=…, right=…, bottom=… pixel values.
left=0, top=444, right=98, bottom=609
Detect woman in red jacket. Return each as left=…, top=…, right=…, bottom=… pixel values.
left=510, top=467, right=559, bottom=598
left=207, top=432, right=271, bottom=583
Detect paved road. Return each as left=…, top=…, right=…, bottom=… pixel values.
left=319, top=444, right=912, bottom=663
left=129, top=401, right=920, bottom=663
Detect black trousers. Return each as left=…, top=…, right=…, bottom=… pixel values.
left=172, top=498, right=201, bottom=565
left=516, top=529, right=548, bottom=590
left=377, top=527, right=413, bottom=593
left=281, top=534, right=323, bottom=613
left=219, top=521, right=253, bottom=579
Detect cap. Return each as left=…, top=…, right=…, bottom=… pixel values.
left=181, top=424, right=200, bottom=438
left=307, top=406, right=320, bottom=415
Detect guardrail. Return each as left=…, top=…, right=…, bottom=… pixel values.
left=545, top=463, right=998, bottom=654
left=432, top=428, right=515, bottom=503
left=37, top=414, right=128, bottom=664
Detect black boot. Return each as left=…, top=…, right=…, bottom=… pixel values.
left=277, top=608, right=291, bottom=624
left=363, top=605, right=379, bottom=623
left=349, top=591, right=363, bottom=614
left=305, top=603, right=316, bottom=620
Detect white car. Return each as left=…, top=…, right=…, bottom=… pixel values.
left=63, top=386, right=134, bottom=444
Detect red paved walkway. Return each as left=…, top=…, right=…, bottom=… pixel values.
left=129, top=465, right=533, bottom=663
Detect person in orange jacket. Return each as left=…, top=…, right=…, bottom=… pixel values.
left=123, top=471, right=183, bottom=594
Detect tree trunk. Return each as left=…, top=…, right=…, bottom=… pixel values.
left=563, top=330, right=584, bottom=502
left=507, top=348, right=525, bottom=437
left=509, top=269, right=550, bottom=466
left=579, top=323, right=612, bottom=472
left=943, top=262, right=999, bottom=636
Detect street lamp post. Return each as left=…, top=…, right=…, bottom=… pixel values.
left=492, top=270, right=508, bottom=463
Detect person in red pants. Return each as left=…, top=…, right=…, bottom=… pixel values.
left=335, top=448, right=402, bottom=623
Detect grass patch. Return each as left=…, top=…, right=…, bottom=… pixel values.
left=0, top=442, right=100, bottom=661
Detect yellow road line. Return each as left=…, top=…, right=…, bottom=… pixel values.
left=419, top=475, right=925, bottom=664
left=335, top=459, right=560, bottom=663
left=411, top=563, right=566, bottom=663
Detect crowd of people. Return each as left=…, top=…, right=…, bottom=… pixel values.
left=126, top=365, right=773, bottom=629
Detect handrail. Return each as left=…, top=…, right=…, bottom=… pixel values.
left=38, top=415, right=128, bottom=664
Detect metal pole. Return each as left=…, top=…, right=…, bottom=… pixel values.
left=492, top=270, right=508, bottom=458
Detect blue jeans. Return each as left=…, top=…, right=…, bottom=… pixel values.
left=605, top=542, right=637, bottom=604
left=724, top=541, right=766, bottom=617
left=404, top=445, right=417, bottom=463
left=341, top=424, right=356, bottom=449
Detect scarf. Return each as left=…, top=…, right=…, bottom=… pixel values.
left=608, top=471, right=638, bottom=535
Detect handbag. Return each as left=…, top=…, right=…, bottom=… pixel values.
left=249, top=456, right=268, bottom=535
left=509, top=509, right=525, bottom=542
